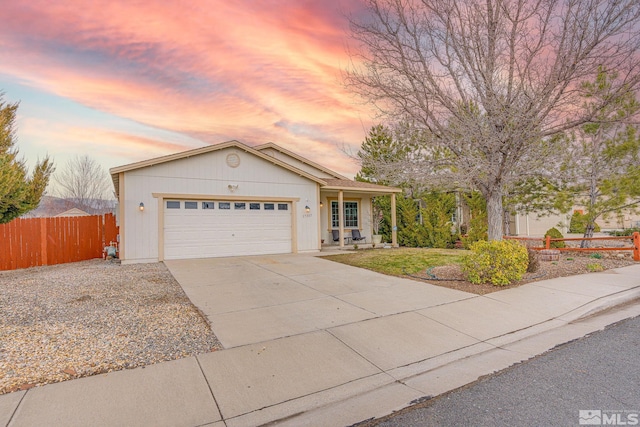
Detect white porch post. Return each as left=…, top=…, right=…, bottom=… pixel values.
left=338, top=190, right=345, bottom=248
left=391, top=192, right=398, bottom=247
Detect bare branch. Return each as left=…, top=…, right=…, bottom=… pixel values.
left=54, top=155, right=114, bottom=214
left=345, top=0, right=640, bottom=239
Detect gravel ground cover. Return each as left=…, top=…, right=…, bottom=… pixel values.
left=0, top=259, right=221, bottom=395
left=414, top=253, right=636, bottom=295
left=1, top=252, right=636, bottom=395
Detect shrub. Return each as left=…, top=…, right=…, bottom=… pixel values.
left=590, top=253, right=603, bottom=259
left=462, top=240, right=529, bottom=286
left=569, top=211, right=601, bottom=234
left=461, top=191, right=488, bottom=249
left=609, top=227, right=640, bottom=236
left=526, top=248, right=540, bottom=273
left=395, top=194, right=457, bottom=248
left=461, top=215, right=488, bottom=249
left=587, top=263, right=604, bottom=272
left=422, top=192, right=457, bottom=248
left=544, top=227, right=566, bottom=249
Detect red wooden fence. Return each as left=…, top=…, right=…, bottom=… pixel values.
left=505, top=232, right=640, bottom=261
left=0, top=213, right=119, bottom=271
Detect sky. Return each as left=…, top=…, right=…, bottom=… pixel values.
left=0, top=0, right=375, bottom=190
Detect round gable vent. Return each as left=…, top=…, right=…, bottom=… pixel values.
left=226, top=152, right=240, bottom=168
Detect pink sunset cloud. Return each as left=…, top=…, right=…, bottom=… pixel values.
left=0, top=1, right=373, bottom=177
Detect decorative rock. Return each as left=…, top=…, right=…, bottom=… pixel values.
left=62, top=367, right=77, bottom=376
left=539, top=249, right=560, bottom=261
left=0, top=259, right=222, bottom=395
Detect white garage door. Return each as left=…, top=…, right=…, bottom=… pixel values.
left=164, top=200, right=292, bottom=260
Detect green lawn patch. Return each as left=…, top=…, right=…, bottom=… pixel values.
left=323, top=247, right=469, bottom=277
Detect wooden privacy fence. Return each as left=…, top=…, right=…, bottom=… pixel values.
left=505, top=232, right=640, bottom=261
left=0, top=213, right=119, bottom=271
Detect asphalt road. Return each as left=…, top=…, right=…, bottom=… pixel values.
left=362, top=314, right=640, bottom=427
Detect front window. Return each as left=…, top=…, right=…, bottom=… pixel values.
left=331, top=201, right=359, bottom=228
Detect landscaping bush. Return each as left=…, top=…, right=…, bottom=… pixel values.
left=461, top=192, right=488, bottom=249
left=395, top=194, right=457, bottom=248
left=422, top=192, right=457, bottom=248
left=462, top=240, right=528, bottom=286
left=608, top=227, right=640, bottom=236
left=544, top=227, right=566, bottom=249
left=587, top=263, right=604, bottom=272
left=397, top=196, right=429, bottom=247
left=569, top=211, right=600, bottom=234
left=461, top=215, right=488, bottom=249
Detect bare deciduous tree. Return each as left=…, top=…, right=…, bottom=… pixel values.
left=346, top=0, right=640, bottom=240
left=54, top=155, right=114, bottom=214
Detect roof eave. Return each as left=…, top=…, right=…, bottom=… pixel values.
left=254, top=142, right=351, bottom=180
left=109, top=141, right=328, bottom=198
left=321, top=185, right=403, bottom=194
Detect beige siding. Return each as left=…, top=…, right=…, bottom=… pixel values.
left=514, top=208, right=640, bottom=237
left=122, top=147, right=319, bottom=262
left=572, top=205, right=640, bottom=230
left=513, top=212, right=571, bottom=236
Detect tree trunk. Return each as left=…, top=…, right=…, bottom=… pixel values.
left=486, top=188, right=504, bottom=241
left=503, top=209, right=511, bottom=237
left=581, top=173, right=599, bottom=248
left=581, top=223, right=595, bottom=248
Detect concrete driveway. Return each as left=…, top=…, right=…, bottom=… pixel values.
left=164, top=253, right=475, bottom=348
left=6, top=258, right=638, bottom=427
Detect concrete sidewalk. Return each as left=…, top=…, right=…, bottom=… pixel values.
left=2, top=257, right=640, bottom=427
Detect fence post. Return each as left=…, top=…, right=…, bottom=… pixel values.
left=546, top=235, right=551, bottom=250
left=40, top=217, right=48, bottom=266
left=633, top=232, right=640, bottom=262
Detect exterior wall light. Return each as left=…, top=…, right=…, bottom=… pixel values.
left=319, top=201, right=324, bottom=208
left=305, top=205, right=311, bottom=213
left=139, top=202, right=145, bottom=212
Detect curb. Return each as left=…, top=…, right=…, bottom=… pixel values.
left=266, top=291, right=640, bottom=427
left=557, top=286, right=640, bottom=322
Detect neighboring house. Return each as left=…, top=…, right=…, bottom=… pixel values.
left=21, top=196, right=116, bottom=218
left=109, top=140, right=402, bottom=264
left=55, top=208, right=90, bottom=217
left=509, top=209, right=640, bottom=236
left=509, top=212, right=572, bottom=236
left=21, top=196, right=76, bottom=218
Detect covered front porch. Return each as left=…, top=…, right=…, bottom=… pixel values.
left=318, top=179, right=402, bottom=249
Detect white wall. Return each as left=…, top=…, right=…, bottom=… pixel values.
left=122, top=147, right=319, bottom=262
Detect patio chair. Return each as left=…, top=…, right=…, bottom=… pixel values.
left=351, top=229, right=366, bottom=243
left=332, top=229, right=342, bottom=243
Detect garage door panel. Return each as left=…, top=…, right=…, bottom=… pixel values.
left=164, top=201, right=292, bottom=260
